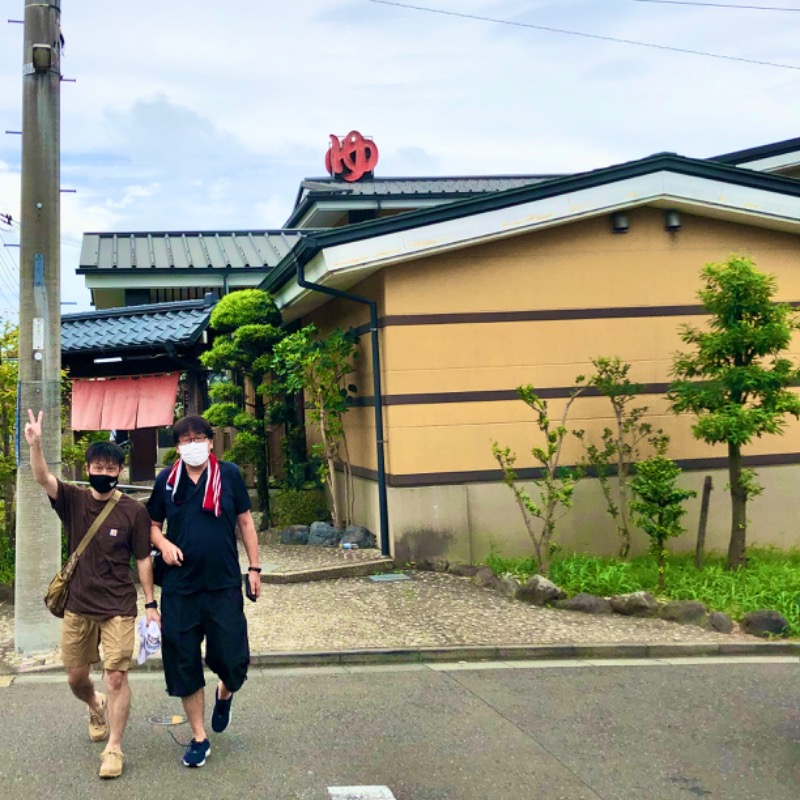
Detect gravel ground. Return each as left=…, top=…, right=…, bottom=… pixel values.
left=0, top=539, right=756, bottom=674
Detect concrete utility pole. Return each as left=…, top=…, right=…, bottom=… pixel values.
left=15, top=0, right=62, bottom=652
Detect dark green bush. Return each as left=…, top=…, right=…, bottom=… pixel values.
left=272, top=489, right=329, bottom=528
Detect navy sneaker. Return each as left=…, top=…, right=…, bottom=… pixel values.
left=182, top=738, right=210, bottom=768
left=211, top=689, right=234, bottom=733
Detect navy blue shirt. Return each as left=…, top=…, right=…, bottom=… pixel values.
left=147, top=460, right=251, bottom=595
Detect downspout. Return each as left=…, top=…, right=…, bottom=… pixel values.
left=295, top=247, right=390, bottom=557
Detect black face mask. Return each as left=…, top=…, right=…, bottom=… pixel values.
left=88, top=474, right=119, bottom=494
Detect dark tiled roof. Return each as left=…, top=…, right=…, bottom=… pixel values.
left=78, top=231, right=303, bottom=272
left=712, top=136, right=800, bottom=165
left=62, top=298, right=213, bottom=354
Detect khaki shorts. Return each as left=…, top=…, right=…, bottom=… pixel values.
left=61, top=611, right=135, bottom=672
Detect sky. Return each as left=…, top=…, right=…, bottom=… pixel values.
left=0, top=0, right=798, bottom=317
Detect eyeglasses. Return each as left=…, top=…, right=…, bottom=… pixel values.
left=178, top=435, right=209, bottom=445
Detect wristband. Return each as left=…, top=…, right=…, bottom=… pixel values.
left=144, top=600, right=158, bottom=609
left=248, top=566, right=262, bottom=573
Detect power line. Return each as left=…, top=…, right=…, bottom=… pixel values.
left=635, top=0, right=800, bottom=10
left=367, top=0, right=800, bottom=70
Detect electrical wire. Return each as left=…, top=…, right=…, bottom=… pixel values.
left=366, top=0, right=800, bottom=70
left=634, top=0, right=800, bottom=10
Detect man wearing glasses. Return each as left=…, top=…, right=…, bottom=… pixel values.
left=147, top=415, right=261, bottom=769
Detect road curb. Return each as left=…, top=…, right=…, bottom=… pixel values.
left=6, top=640, right=799, bottom=678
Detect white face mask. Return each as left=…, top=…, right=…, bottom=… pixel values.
left=179, top=441, right=210, bottom=467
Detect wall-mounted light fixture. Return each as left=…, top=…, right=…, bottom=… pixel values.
left=664, top=209, right=681, bottom=232
left=610, top=211, right=630, bottom=234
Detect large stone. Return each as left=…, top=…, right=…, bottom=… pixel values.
left=499, top=576, right=522, bottom=600
left=308, top=521, right=343, bottom=546
left=741, top=610, right=790, bottom=638
left=660, top=600, right=709, bottom=626
left=472, top=566, right=504, bottom=591
left=341, top=525, right=377, bottom=548
left=705, top=611, right=735, bottom=634
left=517, top=575, right=566, bottom=606
left=279, top=525, right=309, bottom=545
left=417, top=557, right=450, bottom=573
left=555, top=593, right=612, bottom=615
left=609, top=591, right=660, bottom=617
left=448, top=564, right=481, bottom=578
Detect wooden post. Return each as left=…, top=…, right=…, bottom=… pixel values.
left=695, top=475, right=713, bottom=569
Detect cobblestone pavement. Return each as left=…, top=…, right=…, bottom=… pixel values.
left=0, top=540, right=757, bottom=673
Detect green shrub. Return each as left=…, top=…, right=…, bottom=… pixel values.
left=272, top=489, right=329, bottom=528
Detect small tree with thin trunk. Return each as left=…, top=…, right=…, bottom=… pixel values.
left=271, top=325, right=359, bottom=530
left=629, top=454, right=696, bottom=591
left=668, top=255, right=800, bottom=570
left=574, top=357, right=668, bottom=560
left=492, top=384, right=584, bottom=575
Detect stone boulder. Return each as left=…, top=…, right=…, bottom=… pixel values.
left=660, top=600, right=708, bottom=626
left=472, top=566, right=504, bottom=591
left=308, top=521, right=343, bottom=546
left=609, top=591, right=660, bottom=617
left=704, top=611, right=735, bottom=634
left=279, top=524, right=309, bottom=545
left=448, top=564, right=481, bottom=578
left=555, top=593, right=612, bottom=615
left=517, top=575, right=566, bottom=606
left=340, top=525, right=377, bottom=548
left=499, top=576, right=522, bottom=600
left=417, top=557, right=450, bottom=573
left=741, top=610, right=790, bottom=638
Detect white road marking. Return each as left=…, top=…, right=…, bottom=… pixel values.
left=328, top=787, right=397, bottom=799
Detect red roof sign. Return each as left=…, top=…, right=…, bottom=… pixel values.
left=325, top=131, right=379, bottom=182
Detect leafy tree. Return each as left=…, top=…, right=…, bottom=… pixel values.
left=630, top=454, right=696, bottom=590
left=200, top=290, right=284, bottom=524
left=574, top=357, right=668, bottom=559
left=271, top=325, right=359, bottom=530
left=0, top=323, right=17, bottom=554
left=668, top=255, right=800, bottom=570
left=492, top=384, right=585, bottom=575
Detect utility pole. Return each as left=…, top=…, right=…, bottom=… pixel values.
left=15, top=0, right=62, bottom=653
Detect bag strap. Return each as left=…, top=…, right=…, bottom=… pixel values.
left=72, top=489, right=122, bottom=560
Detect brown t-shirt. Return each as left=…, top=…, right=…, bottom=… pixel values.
left=50, top=481, right=152, bottom=620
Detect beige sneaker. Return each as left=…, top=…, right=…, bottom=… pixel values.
left=98, top=748, right=124, bottom=779
left=88, top=692, right=108, bottom=742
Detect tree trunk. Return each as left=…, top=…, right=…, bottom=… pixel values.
left=319, top=407, right=342, bottom=529
left=726, top=442, right=747, bottom=570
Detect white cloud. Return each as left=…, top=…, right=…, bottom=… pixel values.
left=0, top=0, right=797, bottom=313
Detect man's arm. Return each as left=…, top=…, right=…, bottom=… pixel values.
left=24, top=409, right=58, bottom=500
left=238, top=510, right=261, bottom=599
left=150, top=519, right=183, bottom=567
left=135, top=556, right=160, bottom=626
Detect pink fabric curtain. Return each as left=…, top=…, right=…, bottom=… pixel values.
left=71, top=380, right=106, bottom=430
left=136, top=373, right=180, bottom=428
left=99, top=377, right=140, bottom=430
left=71, top=374, right=179, bottom=430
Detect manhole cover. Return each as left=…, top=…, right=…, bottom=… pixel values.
left=148, top=713, right=187, bottom=726
left=368, top=573, right=410, bottom=582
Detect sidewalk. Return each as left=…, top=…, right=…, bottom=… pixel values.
left=1, top=538, right=792, bottom=674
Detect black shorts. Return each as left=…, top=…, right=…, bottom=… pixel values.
left=161, top=587, right=250, bottom=698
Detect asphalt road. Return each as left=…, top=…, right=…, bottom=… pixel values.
left=0, top=657, right=798, bottom=800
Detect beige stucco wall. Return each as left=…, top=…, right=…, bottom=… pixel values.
left=304, top=207, right=800, bottom=560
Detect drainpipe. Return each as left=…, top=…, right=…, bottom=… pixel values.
left=295, top=250, right=390, bottom=557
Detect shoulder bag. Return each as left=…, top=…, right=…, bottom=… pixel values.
left=44, top=489, right=122, bottom=618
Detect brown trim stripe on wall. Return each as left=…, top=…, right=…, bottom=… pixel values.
left=350, top=301, right=800, bottom=337
left=343, top=452, right=800, bottom=488
left=353, top=383, right=674, bottom=407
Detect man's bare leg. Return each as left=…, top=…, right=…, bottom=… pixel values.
left=182, top=687, right=208, bottom=742
left=103, top=670, right=130, bottom=752
left=66, top=664, right=103, bottom=712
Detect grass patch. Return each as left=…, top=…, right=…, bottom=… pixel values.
left=486, top=548, right=800, bottom=637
